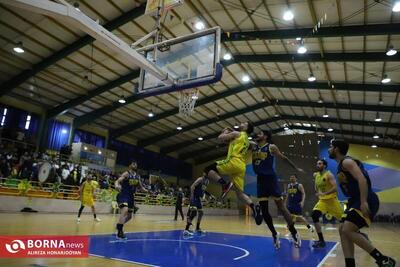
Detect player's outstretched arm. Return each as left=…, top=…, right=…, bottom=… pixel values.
left=114, top=172, right=127, bottom=191
left=269, top=144, right=305, bottom=173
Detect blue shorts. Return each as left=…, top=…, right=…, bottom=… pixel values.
left=257, top=174, right=282, bottom=200
left=190, top=197, right=202, bottom=210
left=117, top=193, right=134, bottom=212
left=342, top=192, right=379, bottom=228
left=288, top=204, right=302, bottom=215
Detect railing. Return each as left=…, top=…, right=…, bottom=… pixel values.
left=0, top=178, right=231, bottom=209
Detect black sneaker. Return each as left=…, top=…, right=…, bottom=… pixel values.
left=377, top=256, right=396, bottom=267
left=117, top=231, right=127, bottom=239
left=311, top=240, right=326, bottom=248
left=220, top=182, right=233, bottom=199
left=254, top=204, right=263, bottom=225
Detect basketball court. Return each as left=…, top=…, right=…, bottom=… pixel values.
left=0, top=0, right=399, bottom=266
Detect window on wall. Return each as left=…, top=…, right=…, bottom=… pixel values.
left=24, top=115, right=31, bottom=130
left=0, top=108, right=7, bottom=126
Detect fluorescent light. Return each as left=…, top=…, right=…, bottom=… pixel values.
left=297, top=45, right=307, bottom=54
left=198, top=137, right=203, bottom=141
left=323, top=114, right=329, bottom=118
left=393, top=1, right=400, bottom=12
left=242, top=75, right=250, bottom=83
left=373, top=134, right=379, bottom=139
left=176, top=126, right=183, bottom=131
left=375, top=113, right=382, bottom=122
left=371, top=144, right=378, bottom=148
left=13, top=42, right=24, bottom=53
left=84, top=146, right=88, bottom=150
left=303, top=123, right=311, bottom=127
left=317, top=98, right=323, bottom=104
left=24, top=121, right=30, bottom=130
left=381, top=75, right=391, bottom=84
left=283, top=10, right=294, bottom=21
left=148, top=112, right=154, bottom=118
left=284, top=127, right=289, bottom=131
left=223, top=53, right=232, bottom=60
left=234, top=125, right=239, bottom=129
left=118, top=96, right=126, bottom=104
left=195, top=21, right=205, bottom=30
left=296, top=37, right=302, bottom=41
left=386, top=46, right=397, bottom=56
left=295, top=122, right=302, bottom=126
left=327, top=128, right=334, bottom=132
left=308, top=74, right=316, bottom=82
left=3, top=108, right=7, bottom=116
left=191, top=94, right=199, bottom=100
left=61, top=129, right=68, bottom=134
left=98, top=150, right=102, bottom=155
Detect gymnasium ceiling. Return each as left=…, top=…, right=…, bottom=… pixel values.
left=0, top=0, right=399, bottom=164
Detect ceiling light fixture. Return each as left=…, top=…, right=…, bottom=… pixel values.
left=381, top=74, right=391, bottom=84
left=283, top=10, right=294, bottom=21
left=13, top=41, right=24, bottom=53
left=386, top=45, right=397, bottom=56
left=308, top=73, right=316, bottom=82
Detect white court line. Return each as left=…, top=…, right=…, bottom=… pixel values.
left=90, top=253, right=161, bottom=267
left=109, top=238, right=250, bottom=261
left=316, top=242, right=339, bottom=267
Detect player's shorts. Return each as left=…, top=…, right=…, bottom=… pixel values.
left=81, top=194, right=94, bottom=207
left=313, top=197, right=343, bottom=220
left=189, top=197, right=202, bottom=210
left=117, top=193, right=135, bottom=212
left=288, top=204, right=303, bottom=216
left=216, top=157, right=246, bottom=191
left=257, top=174, right=282, bottom=200
left=341, top=192, right=379, bottom=228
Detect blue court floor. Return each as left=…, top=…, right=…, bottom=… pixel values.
left=89, top=230, right=337, bottom=267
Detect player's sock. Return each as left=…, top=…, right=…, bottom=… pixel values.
left=306, top=224, right=311, bottom=229
left=116, top=223, right=123, bottom=233
left=218, top=178, right=226, bottom=185
left=317, top=232, right=325, bottom=243
left=196, top=222, right=200, bottom=230
left=288, top=223, right=298, bottom=240
left=370, top=248, right=385, bottom=262
left=78, top=205, right=84, bottom=217
left=345, top=258, right=355, bottom=267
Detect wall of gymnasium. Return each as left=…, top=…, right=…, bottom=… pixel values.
left=320, top=140, right=400, bottom=215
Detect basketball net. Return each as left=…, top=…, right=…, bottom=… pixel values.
left=178, top=88, right=199, bottom=117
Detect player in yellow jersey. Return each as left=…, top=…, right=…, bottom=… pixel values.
left=77, top=174, right=101, bottom=222
left=204, top=121, right=260, bottom=223
left=311, top=159, right=343, bottom=248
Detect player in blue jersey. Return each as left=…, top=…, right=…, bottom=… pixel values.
left=114, top=161, right=148, bottom=239
left=251, top=130, right=305, bottom=248
left=329, top=140, right=395, bottom=267
left=183, top=175, right=209, bottom=236
left=285, top=174, right=313, bottom=232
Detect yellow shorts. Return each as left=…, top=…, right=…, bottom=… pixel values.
left=216, top=157, right=246, bottom=191
left=81, top=195, right=94, bottom=207
left=313, top=197, right=343, bottom=220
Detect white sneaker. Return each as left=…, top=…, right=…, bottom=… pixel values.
left=273, top=233, right=281, bottom=249
left=95, top=217, right=101, bottom=222
left=308, top=225, right=315, bottom=233
left=77, top=218, right=81, bottom=223
left=183, top=230, right=194, bottom=236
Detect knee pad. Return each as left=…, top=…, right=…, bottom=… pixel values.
left=312, top=210, right=322, bottom=223
left=188, top=206, right=197, bottom=219
left=204, top=163, right=218, bottom=175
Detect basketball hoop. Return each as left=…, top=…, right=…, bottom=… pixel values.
left=178, top=88, right=199, bottom=117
